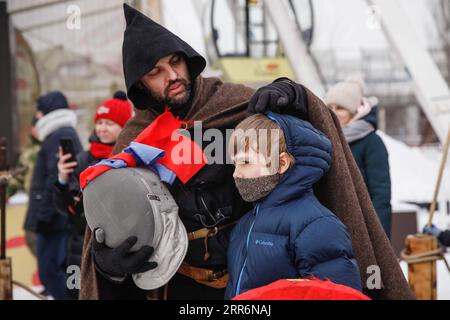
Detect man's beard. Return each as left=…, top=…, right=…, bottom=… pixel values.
left=149, top=78, right=192, bottom=110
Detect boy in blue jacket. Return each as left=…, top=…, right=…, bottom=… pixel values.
left=226, top=112, right=362, bottom=299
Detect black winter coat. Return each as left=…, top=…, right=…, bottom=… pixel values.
left=349, top=108, right=392, bottom=237
left=438, top=230, right=450, bottom=247
left=25, top=127, right=82, bottom=233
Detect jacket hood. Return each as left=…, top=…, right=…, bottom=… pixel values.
left=261, top=112, right=332, bottom=207
left=362, top=105, right=378, bottom=130
left=37, top=91, right=68, bottom=115
left=122, top=4, right=206, bottom=111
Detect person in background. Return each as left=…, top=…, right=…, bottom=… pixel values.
left=6, top=116, right=40, bottom=200
left=24, top=91, right=83, bottom=299
left=53, top=91, right=132, bottom=299
left=7, top=115, right=41, bottom=258
left=325, top=77, right=392, bottom=238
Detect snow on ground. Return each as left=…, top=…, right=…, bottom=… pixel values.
left=378, top=131, right=450, bottom=207
left=379, top=129, right=450, bottom=238
left=12, top=285, right=51, bottom=300
left=7, top=191, right=29, bottom=206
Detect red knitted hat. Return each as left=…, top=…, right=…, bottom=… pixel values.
left=95, top=91, right=133, bottom=128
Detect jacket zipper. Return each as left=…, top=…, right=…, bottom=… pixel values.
left=235, top=203, right=260, bottom=297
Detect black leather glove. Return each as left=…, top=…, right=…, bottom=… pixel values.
left=92, top=228, right=157, bottom=281
left=248, top=78, right=309, bottom=120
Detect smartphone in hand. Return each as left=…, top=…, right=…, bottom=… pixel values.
left=59, top=138, right=77, bottom=164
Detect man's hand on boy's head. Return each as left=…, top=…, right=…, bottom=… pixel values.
left=248, top=78, right=309, bottom=120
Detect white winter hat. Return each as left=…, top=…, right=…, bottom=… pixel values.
left=83, top=167, right=188, bottom=290
left=324, top=76, right=365, bottom=114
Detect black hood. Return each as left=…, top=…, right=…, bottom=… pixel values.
left=122, top=4, right=206, bottom=111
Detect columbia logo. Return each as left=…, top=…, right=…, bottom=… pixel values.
left=255, top=240, right=274, bottom=246
left=97, top=106, right=110, bottom=114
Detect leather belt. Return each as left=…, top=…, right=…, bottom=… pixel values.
left=187, top=221, right=237, bottom=241
left=177, top=221, right=237, bottom=288
left=177, top=262, right=228, bottom=289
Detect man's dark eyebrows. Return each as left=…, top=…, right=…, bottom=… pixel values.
left=170, top=53, right=182, bottom=62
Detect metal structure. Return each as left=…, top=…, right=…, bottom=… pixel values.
left=194, top=0, right=325, bottom=91
left=195, top=0, right=449, bottom=143
left=367, top=0, right=450, bottom=143
left=263, top=0, right=325, bottom=95
left=200, top=0, right=297, bottom=85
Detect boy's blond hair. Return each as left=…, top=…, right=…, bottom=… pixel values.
left=229, top=114, right=294, bottom=169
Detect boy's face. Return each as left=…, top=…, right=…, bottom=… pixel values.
left=232, top=148, right=274, bottom=179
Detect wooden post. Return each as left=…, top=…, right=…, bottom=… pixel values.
left=1, top=137, right=7, bottom=260
left=427, top=126, right=450, bottom=227
left=0, top=2, right=20, bottom=166
left=0, top=137, right=12, bottom=300
left=405, top=234, right=438, bottom=300
left=0, top=258, right=12, bottom=300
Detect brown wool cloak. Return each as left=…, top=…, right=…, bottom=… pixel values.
left=79, top=76, right=414, bottom=300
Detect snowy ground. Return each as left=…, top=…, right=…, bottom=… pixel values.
left=378, top=131, right=450, bottom=208
left=13, top=285, right=51, bottom=300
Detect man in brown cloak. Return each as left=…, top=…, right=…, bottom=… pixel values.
left=79, top=4, right=414, bottom=300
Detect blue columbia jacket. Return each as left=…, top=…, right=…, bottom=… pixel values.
left=225, top=112, right=362, bottom=299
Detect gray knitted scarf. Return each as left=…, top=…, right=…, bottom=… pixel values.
left=342, top=120, right=375, bottom=144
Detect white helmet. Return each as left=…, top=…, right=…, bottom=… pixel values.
left=83, top=167, right=188, bottom=290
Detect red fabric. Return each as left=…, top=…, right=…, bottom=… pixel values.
left=88, top=142, right=114, bottom=159
left=80, top=110, right=207, bottom=189
left=80, top=152, right=137, bottom=189
left=5, top=236, right=26, bottom=250
left=233, top=279, right=370, bottom=300
left=95, top=97, right=133, bottom=127
left=33, top=271, right=42, bottom=286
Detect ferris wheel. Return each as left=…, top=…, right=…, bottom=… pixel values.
left=195, top=0, right=321, bottom=88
